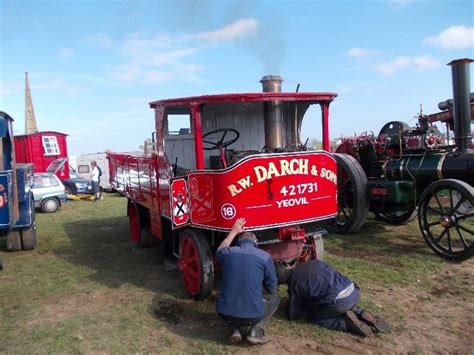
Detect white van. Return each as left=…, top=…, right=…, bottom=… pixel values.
left=73, top=153, right=110, bottom=190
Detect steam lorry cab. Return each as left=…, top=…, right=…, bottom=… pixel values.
left=108, top=77, right=355, bottom=299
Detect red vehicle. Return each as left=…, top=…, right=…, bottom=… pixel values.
left=108, top=76, right=354, bottom=299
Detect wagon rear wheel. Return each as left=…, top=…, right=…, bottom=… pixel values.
left=418, top=179, right=474, bottom=262
left=179, top=229, right=214, bottom=300
left=21, top=224, right=37, bottom=250
left=324, top=153, right=369, bottom=234
left=6, top=231, right=21, bottom=252
left=127, top=201, right=154, bottom=248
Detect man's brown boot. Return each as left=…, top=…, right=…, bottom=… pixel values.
left=344, top=311, right=374, bottom=337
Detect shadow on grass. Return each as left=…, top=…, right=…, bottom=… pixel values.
left=59, top=215, right=185, bottom=299
left=324, top=217, right=437, bottom=261
left=146, top=289, right=325, bottom=347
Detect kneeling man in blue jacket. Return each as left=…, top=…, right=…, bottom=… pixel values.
left=277, top=260, right=391, bottom=337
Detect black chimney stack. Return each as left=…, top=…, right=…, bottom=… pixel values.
left=260, top=75, right=284, bottom=150
left=448, top=58, right=473, bottom=152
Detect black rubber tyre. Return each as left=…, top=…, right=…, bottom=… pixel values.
left=21, top=224, right=37, bottom=250
left=418, top=179, right=474, bottom=262
left=41, top=198, right=59, bottom=213
left=375, top=205, right=417, bottom=225
left=6, top=231, right=22, bottom=252
left=179, top=229, right=214, bottom=300
left=324, top=153, right=369, bottom=234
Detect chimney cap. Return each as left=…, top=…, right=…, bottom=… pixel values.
left=447, top=58, right=474, bottom=66
left=260, top=75, right=283, bottom=83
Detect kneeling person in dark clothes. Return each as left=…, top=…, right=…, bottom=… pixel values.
left=216, top=218, right=280, bottom=345
left=277, top=260, right=390, bottom=337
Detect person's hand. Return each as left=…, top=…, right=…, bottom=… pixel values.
left=230, top=217, right=246, bottom=235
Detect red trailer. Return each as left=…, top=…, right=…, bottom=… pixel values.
left=14, top=131, right=70, bottom=180
left=108, top=76, right=361, bottom=299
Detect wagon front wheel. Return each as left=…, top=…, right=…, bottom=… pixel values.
left=418, top=179, right=474, bottom=262
left=179, top=229, right=214, bottom=300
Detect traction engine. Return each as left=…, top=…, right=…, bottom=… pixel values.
left=108, top=76, right=369, bottom=299
left=334, top=59, right=474, bottom=262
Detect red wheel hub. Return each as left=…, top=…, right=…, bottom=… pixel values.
left=180, top=236, right=202, bottom=296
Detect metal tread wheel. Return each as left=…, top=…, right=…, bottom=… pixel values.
left=179, top=229, right=214, bottom=300
left=324, top=153, right=369, bottom=234
left=127, top=201, right=154, bottom=248
left=418, top=179, right=473, bottom=262
left=374, top=205, right=417, bottom=225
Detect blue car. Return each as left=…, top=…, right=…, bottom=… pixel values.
left=63, top=172, right=93, bottom=195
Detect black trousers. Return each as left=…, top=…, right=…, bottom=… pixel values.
left=219, top=292, right=280, bottom=330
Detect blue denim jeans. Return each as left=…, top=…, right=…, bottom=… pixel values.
left=308, top=286, right=360, bottom=332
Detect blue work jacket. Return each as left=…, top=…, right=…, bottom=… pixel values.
left=216, top=239, right=277, bottom=319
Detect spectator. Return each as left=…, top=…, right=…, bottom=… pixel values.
left=90, top=161, right=101, bottom=201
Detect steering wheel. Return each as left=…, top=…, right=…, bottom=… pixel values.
left=202, top=128, right=240, bottom=151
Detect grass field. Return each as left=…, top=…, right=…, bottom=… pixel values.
left=0, top=194, right=472, bottom=354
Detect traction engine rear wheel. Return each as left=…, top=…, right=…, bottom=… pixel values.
left=418, top=179, right=474, bottom=262
left=324, top=153, right=369, bottom=234
left=179, top=229, right=214, bottom=300
left=374, top=205, right=417, bottom=225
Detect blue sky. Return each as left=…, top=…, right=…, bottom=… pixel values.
left=1, top=0, right=473, bottom=155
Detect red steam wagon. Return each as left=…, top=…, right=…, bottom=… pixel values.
left=108, top=76, right=363, bottom=299
left=14, top=131, right=70, bottom=180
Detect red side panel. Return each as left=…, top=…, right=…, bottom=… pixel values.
left=170, top=178, right=190, bottom=228
left=188, top=151, right=338, bottom=231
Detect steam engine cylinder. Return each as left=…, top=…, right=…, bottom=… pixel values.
left=384, top=151, right=474, bottom=190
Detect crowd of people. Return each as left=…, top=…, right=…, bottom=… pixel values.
left=215, top=218, right=390, bottom=345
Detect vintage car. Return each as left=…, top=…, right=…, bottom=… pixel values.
left=32, top=173, right=67, bottom=213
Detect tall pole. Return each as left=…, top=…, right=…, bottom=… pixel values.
left=25, top=72, right=38, bottom=134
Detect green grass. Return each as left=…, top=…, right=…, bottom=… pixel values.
left=0, top=194, right=469, bottom=353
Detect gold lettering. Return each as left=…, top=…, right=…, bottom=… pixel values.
left=300, top=159, right=309, bottom=174
left=238, top=176, right=252, bottom=189
left=267, top=162, right=280, bottom=179
left=254, top=166, right=267, bottom=182
left=290, top=159, right=299, bottom=174
left=227, top=184, right=242, bottom=197
left=280, top=160, right=292, bottom=176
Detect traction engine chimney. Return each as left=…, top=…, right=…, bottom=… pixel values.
left=261, top=75, right=284, bottom=150
left=448, top=58, right=473, bottom=152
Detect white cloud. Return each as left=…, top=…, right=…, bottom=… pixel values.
left=85, top=33, right=114, bottom=48
left=121, top=32, right=174, bottom=56
left=59, top=48, right=74, bottom=59
left=374, top=56, right=440, bottom=75
left=347, top=47, right=378, bottom=58
left=96, top=18, right=259, bottom=85
left=185, top=18, right=259, bottom=43
left=423, top=25, right=474, bottom=50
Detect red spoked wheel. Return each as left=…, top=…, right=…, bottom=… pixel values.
left=128, top=202, right=141, bottom=245
left=179, top=229, right=214, bottom=300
